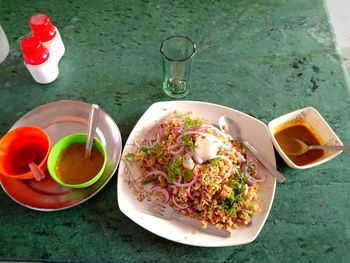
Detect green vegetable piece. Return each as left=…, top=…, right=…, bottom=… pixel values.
left=210, top=157, right=222, bottom=166
left=141, top=178, right=155, bottom=185
left=183, top=115, right=203, bottom=129
left=183, top=168, right=193, bottom=181
left=140, top=146, right=150, bottom=155
left=125, top=152, right=135, bottom=159
left=166, top=156, right=184, bottom=183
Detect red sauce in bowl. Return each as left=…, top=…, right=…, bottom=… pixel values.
left=274, top=123, right=325, bottom=166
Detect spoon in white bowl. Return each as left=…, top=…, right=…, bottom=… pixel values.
left=219, top=115, right=286, bottom=182
left=85, top=104, right=99, bottom=159
left=285, top=138, right=350, bottom=156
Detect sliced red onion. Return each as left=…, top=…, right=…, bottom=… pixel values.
left=198, top=124, right=231, bottom=140
left=186, top=188, right=193, bottom=200
left=151, top=185, right=170, bottom=202
left=170, top=145, right=184, bottom=156
left=167, top=142, right=183, bottom=150
left=144, top=170, right=167, bottom=178
left=242, top=162, right=248, bottom=175
left=176, top=135, right=183, bottom=143
left=158, top=126, right=163, bottom=140
left=186, top=207, right=194, bottom=214
left=185, top=131, right=208, bottom=137
left=155, top=133, right=160, bottom=144
left=248, top=172, right=266, bottom=183
left=146, top=125, right=162, bottom=146
left=173, top=180, right=191, bottom=188
left=244, top=157, right=266, bottom=183
left=237, top=151, right=246, bottom=165
left=186, top=165, right=199, bottom=200
left=173, top=126, right=183, bottom=133
left=248, top=157, right=259, bottom=176
left=171, top=195, right=188, bottom=210
left=151, top=184, right=160, bottom=190
left=244, top=184, right=249, bottom=196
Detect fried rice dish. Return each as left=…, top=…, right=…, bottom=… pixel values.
left=126, top=112, right=265, bottom=231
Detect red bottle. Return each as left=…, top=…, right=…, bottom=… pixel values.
left=20, top=36, right=49, bottom=65
left=29, top=14, right=65, bottom=63
left=20, top=36, right=58, bottom=84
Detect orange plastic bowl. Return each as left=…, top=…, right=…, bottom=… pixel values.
left=0, top=126, right=51, bottom=179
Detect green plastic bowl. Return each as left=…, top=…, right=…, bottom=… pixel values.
left=48, top=133, right=107, bottom=188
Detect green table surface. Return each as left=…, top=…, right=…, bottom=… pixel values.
left=0, top=0, right=349, bottom=262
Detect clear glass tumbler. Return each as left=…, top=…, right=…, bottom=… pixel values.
left=160, top=36, right=196, bottom=98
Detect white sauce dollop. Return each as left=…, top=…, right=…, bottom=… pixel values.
left=182, top=153, right=195, bottom=170
left=192, top=134, right=220, bottom=164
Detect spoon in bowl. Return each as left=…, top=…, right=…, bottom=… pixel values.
left=85, top=104, right=99, bottom=159
left=219, top=115, right=286, bottom=182
left=16, top=149, right=46, bottom=181
left=284, top=138, right=350, bottom=156
left=29, top=161, right=46, bottom=181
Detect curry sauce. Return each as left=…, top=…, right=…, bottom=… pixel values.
left=274, top=122, right=324, bottom=166
left=55, top=143, right=104, bottom=184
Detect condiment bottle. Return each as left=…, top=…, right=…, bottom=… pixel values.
left=29, top=14, right=65, bottom=63
left=20, top=36, right=59, bottom=84
left=0, top=25, right=9, bottom=64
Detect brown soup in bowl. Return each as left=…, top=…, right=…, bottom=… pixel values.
left=55, top=143, right=104, bottom=185
left=274, top=122, right=324, bottom=166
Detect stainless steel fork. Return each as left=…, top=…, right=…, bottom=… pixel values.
left=137, top=200, right=231, bottom=238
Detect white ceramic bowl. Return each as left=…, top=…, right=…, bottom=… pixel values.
left=268, top=107, right=343, bottom=169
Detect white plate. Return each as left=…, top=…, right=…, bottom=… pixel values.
left=117, top=101, right=276, bottom=247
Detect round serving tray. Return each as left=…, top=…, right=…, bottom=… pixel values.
left=0, top=100, right=122, bottom=211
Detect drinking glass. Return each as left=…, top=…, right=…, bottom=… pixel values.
left=160, top=36, right=196, bottom=98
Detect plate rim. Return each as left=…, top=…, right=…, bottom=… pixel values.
left=117, top=100, right=277, bottom=247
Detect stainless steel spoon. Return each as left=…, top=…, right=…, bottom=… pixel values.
left=285, top=138, right=350, bottom=156
left=219, top=115, right=286, bottom=182
left=85, top=104, right=99, bottom=158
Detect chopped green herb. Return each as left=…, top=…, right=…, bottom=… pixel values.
left=140, top=146, right=150, bottom=155
left=228, top=179, right=244, bottom=194
left=174, top=111, right=181, bottom=118
left=166, top=156, right=184, bottom=183
left=210, top=157, right=222, bottom=166
left=227, top=203, right=237, bottom=216
left=140, top=144, right=163, bottom=158
left=220, top=181, right=244, bottom=216
left=183, top=115, right=203, bottom=129
left=141, top=178, right=155, bottom=185
left=126, top=153, right=135, bottom=158
left=166, top=173, right=175, bottom=184
left=125, top=152, right=135, bottom=159
left=183, top=168, right=193, bottom=181
left=235, top=167, right=249, bottom=184
left=208, top=202, right=215, bottom=218
left=246, top=160, right=257, bottom=175
left=181, top=133, right=194, bottom=151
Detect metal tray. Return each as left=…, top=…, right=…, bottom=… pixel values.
left=0, top=100, right=122, bottom=211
